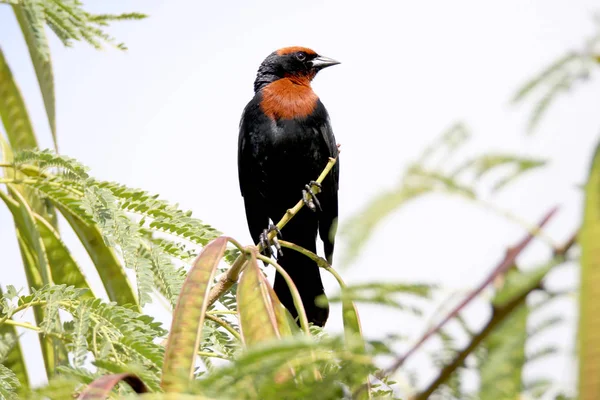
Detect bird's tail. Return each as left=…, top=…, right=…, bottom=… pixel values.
left=273, top=248, right=328, bottom=327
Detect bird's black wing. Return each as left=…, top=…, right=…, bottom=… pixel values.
left=313, top=101, right=339, bottom=264
left=238, top=96, right=270, bottom=244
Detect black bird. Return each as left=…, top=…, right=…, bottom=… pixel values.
left=237, top=46, right=340, bottom=327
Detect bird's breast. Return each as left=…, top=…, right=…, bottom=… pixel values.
left=259, top=78, right=318, bottom=121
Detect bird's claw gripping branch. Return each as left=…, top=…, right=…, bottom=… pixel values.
left=302, top=181, right=322, bottom=212
left=260, top=224, right=283, bottom=258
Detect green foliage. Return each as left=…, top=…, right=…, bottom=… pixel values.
left=492, top=260, right=559, bottom=307
left=7, top=0, right=147, bottom=53
left=0, top=363, right=20, bottom=400
left=193, top=336, right=375, bottom=400
left=579, top=141, right=600, bottom=399
left=328, top=282, right=434, bottom=313
left=20, top=375, right=83, bottom=400
left=5, top=150, right=225, bottom=308
left=57, top=202, right=138, bottom=307
left=0, top=47, right=38, bottom=151
left=0, top=186, right=69, bottom=378
left=0, top=329, right=21, bottom=400
left=512, top=21, right=600, bottom=132
left=0, top=285, right=167, bottom=394
left=161, top=237, right=228, bottom=392
left=340, top=123, right=547, bottom=267
left=12, top=1, right=57, bottom=149
left=15, top=149, right=90, bottom=179
left=83, top=186, right=154, bottom=306
left=94, top=179, right=221, bottom=247
left=478, top=301, right=528, bottom=399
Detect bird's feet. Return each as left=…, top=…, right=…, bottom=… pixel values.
left=302, top=181, right=322, bottom=212
left=259, top=224, right=283, bottom=258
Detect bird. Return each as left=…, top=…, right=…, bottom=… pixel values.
left=237, top=46, right=340, bottom=327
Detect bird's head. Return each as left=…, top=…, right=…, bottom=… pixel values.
left=254, top=46, right=340, bottom=92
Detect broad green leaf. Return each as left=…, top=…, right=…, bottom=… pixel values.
left=237, top=253, right=296, bottom=384
left=34, top=214, right=94, bottom=295
left=341, top=295, right=365, bottom=354
left=5, top=186, right=51, bottom=285
left=340, top=292, right=372, bottom=398
left=0, top=188, right=68, bottom=378
left=579, top=142, right=600, bottom=400
left=237, top=253, right=280, bottom=346
left=265, top=276, right=297, bottom=382
left=0, top=47, right=38, bottom=150
left=14, top=233, right=59, bottom=379
left=321, top=267, right=367, bottom=354
left=55, top=203, right=138, bottom=308
left=266, top=284, right=295, bottom=339
left=0, top=288, right=29, bottom=389
left=161, top=236, right=228, bottom=393
left=13, top=2, right=57, bottom=150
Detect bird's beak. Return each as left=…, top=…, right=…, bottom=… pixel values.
left=311, top=55, right=341, bottom=71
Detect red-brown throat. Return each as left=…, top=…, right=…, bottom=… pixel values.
left=260, top=75, right=318, bottom=120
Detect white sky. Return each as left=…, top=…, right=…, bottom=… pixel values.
left=2, top=1, right=600, bottom=397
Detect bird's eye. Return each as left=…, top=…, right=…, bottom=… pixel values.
left=296, top=52, right=306, bottom=61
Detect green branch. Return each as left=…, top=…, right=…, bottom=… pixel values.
left=351, top=207, right=561, bottom=398
left=383, top=207, right=558, bottom=375
left=279, top=240, right=347, bottom=288
left=205, top=313, right=242, bottom=342
left=205, top=157, right=337, bottom=308
left=2, top=318, right=66, bottom=341
left=415, top=229, right=577, bottom=399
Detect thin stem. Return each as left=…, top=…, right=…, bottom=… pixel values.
left=3, top=319, right=42, bottom=331
left=0, top=177, right=84, bottom=197
left=2, top=319, right=66, bottom=341
left=279, top=240, right=348, bottom=291
left=0, top=163, right=15, bottom=168
left=256, top=253, right=311, bottom=336
left=0, top=300, right=52, bottom=326
left=205, top=313, right=242, bottom=342
left=197, top=351, right=229, bottom=360
left=227, top=237, right=245, bottom=252
left=207, top=310, right=237, bottom=315
left=279, top=240, right=329, bottom=269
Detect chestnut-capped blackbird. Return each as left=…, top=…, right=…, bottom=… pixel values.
left=238, top=47, right=340, bottom=327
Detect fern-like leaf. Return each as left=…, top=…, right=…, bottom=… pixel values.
left=72, top=304, right=90, bottom=368
left=0, top=363, right=20, bottom=400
